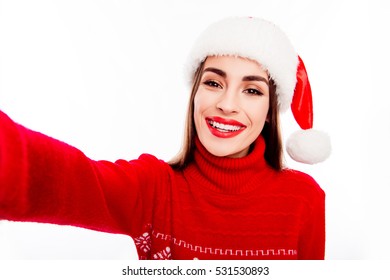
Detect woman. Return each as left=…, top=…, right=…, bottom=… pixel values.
left=0, top=17, right=331, bottom=260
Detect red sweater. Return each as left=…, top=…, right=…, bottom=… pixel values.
left=0, top=111, right=325, bottom=260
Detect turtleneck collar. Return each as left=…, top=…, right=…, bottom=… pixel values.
left=184, top=136, right=275, bottom=195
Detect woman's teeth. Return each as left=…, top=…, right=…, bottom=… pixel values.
left=208, top=120, right=242, bottom=132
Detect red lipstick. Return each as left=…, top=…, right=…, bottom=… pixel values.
left=205, top=116, right=246, bottom=138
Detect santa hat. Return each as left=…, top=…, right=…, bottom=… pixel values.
left=185, top=16, right=331, bottom=164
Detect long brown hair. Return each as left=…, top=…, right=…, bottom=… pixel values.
left=169, top=60, right=284, bottom=171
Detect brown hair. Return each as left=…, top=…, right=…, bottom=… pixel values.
left=169, top=60, right=284, bottom=171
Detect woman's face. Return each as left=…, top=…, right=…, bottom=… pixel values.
left=194, top=55, right=270, bottom=158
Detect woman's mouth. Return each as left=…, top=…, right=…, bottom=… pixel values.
left=206, top=117, right=246, bottom=138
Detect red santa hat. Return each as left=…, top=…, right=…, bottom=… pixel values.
left=185, top=16, right=331, bottom=164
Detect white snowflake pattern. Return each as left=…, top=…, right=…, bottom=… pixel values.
left=134, top=232, right=151, bottom=254
left=153, top=247, right=172, bottom=260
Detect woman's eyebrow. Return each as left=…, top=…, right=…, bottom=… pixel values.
left=203, top=67, right=227, bottom=78
left=203, top=67, right=269, bottom=87
left=242, top=75, right=269, bottom=86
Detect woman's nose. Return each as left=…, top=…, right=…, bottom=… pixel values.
left=216, top=90, right=240, bottom=114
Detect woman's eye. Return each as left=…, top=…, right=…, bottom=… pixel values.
left=204, top=80, right=222, bottom=88
left=244, top=88, right=263, bottom=96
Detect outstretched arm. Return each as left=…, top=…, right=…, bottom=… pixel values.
left=0, top=110, right=167, bottom=237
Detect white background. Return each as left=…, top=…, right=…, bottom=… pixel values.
left=0, top=0, right=389, bottom=260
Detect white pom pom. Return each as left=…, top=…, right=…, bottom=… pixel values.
left=286, top=129, right=331, bottom=164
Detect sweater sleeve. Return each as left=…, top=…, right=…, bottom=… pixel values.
left=297, top=174, right=326, bottom=260
left=0, top=110, right=168, bottom=237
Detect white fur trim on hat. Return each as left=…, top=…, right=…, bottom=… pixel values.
left=286, top=129, right=331, bottom=164
left=185, top=17, right=298, bottom=112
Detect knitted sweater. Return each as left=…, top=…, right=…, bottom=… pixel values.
left=0, top=111, right=325, bottom=260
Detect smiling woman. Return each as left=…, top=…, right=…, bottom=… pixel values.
left=194, top=56, right=271, bottom=159
left=0, top=16, right=331, bottom=260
